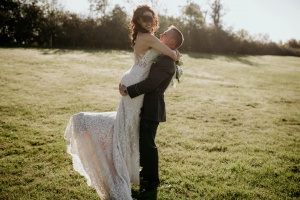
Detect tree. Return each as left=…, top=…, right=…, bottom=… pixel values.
left=0, top=0, right=44, bottom=46
left=209, top=0, right=225, bottom=29
left=15, top=2, right=43, bottom=45
left=0, top=0, right=21, bottom=45
left=58, top=13, right=82, bottom=48
left=38, top=0, right=65, bottom=47
left=182, top=2, right=205, bottom=29
left=286, top=39, right=300, bottom=49
left=96, top=5, right=129, bottom=49
left=181, top=1, right=205, bottom=51
left=88, top=0, right=109, bottom=18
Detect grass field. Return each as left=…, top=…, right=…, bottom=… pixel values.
left=0, top=48, right=299, bottom=200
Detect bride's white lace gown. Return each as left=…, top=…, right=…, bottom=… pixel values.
left=64, top=49, right=160, bottom=200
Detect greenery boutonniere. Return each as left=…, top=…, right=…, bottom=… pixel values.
left=175, top=59, right=183, bottom=83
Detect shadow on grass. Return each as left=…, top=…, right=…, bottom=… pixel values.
left=225, top=55, right=256, bottom=66
left=39, top=48, right=132, bottom=55
left=187, top=52, right=218, bottom=60
left=187, top=52, right=256, bottom=66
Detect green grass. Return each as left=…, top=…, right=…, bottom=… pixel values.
left=1, top=48, right=299, bottom=200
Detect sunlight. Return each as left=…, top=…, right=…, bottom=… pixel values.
left=59, top=0, right=300, bottom=42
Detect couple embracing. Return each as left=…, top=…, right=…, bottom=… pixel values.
left=64, top=5, right=184, bottom=199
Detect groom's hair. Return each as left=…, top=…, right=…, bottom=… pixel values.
left=169, top=25, right=184, bottom=49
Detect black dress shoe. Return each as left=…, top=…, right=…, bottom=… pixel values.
left=140, top=180, right=160, bottom=192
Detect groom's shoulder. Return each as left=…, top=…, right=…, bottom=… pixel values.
left=156, top=55, right=175, bottom=68
left=154, top=55, right=175, bottom=72
left=157, top=55, right=174, bottom=63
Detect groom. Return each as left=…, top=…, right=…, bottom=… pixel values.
left=120, top=25, right=184, bottom=191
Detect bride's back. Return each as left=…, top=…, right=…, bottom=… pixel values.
left=121, top=32, right=159, bottom=86
left=134, top=33, right=152, bottom=58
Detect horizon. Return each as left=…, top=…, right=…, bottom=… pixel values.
left=58, top=0, right=300, bottom=43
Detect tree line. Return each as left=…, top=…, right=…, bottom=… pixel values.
left=1, top=0, right=299, bottom=56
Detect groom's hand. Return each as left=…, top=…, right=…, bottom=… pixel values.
left=119, top=84, right=128, bottom=96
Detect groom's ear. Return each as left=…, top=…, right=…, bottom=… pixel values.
left=170, top=39, right=177, bottom=49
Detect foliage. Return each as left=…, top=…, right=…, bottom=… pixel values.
left=181, top=2, right=205, bottom=29
left=286, top=39, right=300, bottom=49
left=88, top=0, right=109, bottom=16
left=209, top=0, right=225, bottom=29
left=0, top=0, right=42, bottom=45
left=0, top=0, right=299, bottom=56
left=0, top=48, right=299, bottom=199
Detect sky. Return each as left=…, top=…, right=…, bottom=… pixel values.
left=58, top=0, right=300, bottom=43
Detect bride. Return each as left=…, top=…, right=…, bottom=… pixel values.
left=64, top=5, right=179, bottom=200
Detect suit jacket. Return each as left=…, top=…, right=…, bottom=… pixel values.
left=127, top=55, right=176, bottom=122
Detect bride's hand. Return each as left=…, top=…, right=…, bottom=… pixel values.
left=175, top=50, right=181, bottom=61
left=171, top=50, right=178, bottom=61
left=119, top=83, right=128, bottom=96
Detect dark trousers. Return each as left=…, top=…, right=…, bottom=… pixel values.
left=139, top=118, right=159, bottom=182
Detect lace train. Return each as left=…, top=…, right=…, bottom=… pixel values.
left=64, top=49, right=160, bottom=199
left=65, top=112, right=133, bottom=199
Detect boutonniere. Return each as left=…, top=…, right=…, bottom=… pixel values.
left=169, top=58, right=183, bottom=88
left=175, top=59, right=183, bottom=83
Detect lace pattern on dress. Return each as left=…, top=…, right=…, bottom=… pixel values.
left=134, top=49, right=160, bottom=68
left=64, top=48, right=161, bottom=199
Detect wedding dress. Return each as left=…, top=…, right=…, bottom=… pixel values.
left=64, top=48, right=160, bottom=200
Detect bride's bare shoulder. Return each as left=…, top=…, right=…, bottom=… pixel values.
left=137, top=33, right=156, bottom=42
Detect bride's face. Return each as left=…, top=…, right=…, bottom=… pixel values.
left=138, top=11, right=154, bottom=32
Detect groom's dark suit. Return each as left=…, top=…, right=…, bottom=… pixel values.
left=127, top=55, right=176, bottom=184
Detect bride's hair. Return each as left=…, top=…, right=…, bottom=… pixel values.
left=130, top=5, right=158, bottom=47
